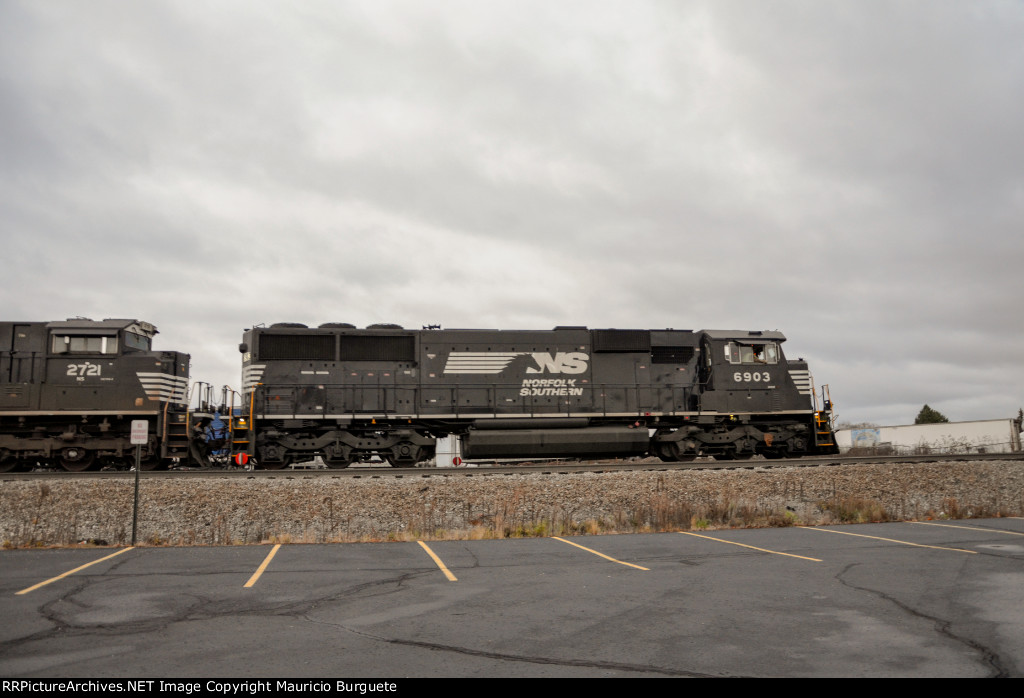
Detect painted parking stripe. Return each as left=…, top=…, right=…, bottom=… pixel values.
left=551, top=537, right=650, bottom=570
left=801, top=526, right=976, bottom=553
left=679, top=532, right=822, bottom=562
left=417, top=541, right=457, bottom=581
left=908, top=521, right=1024, bottom=537
left=244, top=544, right=282, bottom=588
left=16, top=547, right=135, bottom=595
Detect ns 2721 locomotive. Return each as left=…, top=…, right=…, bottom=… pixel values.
left=0, top=318, right=211, bottom=472
left=238, top=324, right=837, bottom=468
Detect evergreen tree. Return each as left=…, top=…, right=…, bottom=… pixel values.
left=915, top=404, right=949, bottom=424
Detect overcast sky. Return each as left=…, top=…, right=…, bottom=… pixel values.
left=2, top=1, right=1021, bottom=426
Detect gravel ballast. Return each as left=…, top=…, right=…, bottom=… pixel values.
left=2, top=460, right=1022, bottom=547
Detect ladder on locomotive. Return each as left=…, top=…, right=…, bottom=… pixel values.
left=222, top=387, right=253, bottom=465
left=813, top=383, right=835, bottom=448
left=163, top=399, right=192, bottom=459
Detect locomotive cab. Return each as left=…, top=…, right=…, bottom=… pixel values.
left=0, top=318, right=195, bottom=471
left=697, top=330, right=793, bottom=414
left=673, top=330, right=836, bottom=459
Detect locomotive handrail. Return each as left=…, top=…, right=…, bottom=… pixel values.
left=0, top=350, right=42, bottom=383
left=188, top=380, right=218, bottom=413
left=249, top=381, right=693, bottom=419
left=161, top=398, right=170, bottom=452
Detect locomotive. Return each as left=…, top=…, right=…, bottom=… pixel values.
left=238, top=324, right=837, bottom=468
left=0, top=318, right=210, bottom=472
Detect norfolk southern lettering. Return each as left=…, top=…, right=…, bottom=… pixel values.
left=520, top=378, right=584, bottom=396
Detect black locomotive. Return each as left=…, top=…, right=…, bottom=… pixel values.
left=1, top=319, right=836, bottom=471
left=238, top=324, right=837, bottom=468
left=0, top=318, right=209, bottom=472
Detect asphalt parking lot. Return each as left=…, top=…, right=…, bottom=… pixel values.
left=2, top=518, right=1023, bottom=677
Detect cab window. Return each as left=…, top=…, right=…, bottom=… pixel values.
left=124, top=332, right=151, bottom=351
left=725, top=342, right=778, bottom=365
left=51, top=334, right=118, bottom=355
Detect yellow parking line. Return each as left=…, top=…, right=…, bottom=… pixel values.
left=680, top=531, right=822, bottom=561
left=417, top=541, right=457, bottom=581
left=551, top=537, right=650, bottom=570
left=16, top=547, right=135, bottom=595
left=244, top=544, right=282, bottom=588
left=801, top=526, right=976, bottom=553
left=908, top=521, right=1024, bottom=537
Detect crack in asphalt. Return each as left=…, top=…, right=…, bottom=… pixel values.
left=9, top=562, right=723, bottom=677
left=2, top=566, right=436, bottom=648
left=833, top=562, right=1009, bottom=678
left=456, top=543, right=481, bottom=569
left=383, top=635, right=725, bottom=677
left=304, top=616, right=726, bottom=677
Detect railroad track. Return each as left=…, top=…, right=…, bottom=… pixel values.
left=3, top=451, right=1022, bottom=481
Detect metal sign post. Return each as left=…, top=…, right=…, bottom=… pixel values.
left=130, top=420, right=148, bottom=545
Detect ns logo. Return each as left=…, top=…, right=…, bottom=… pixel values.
left=443, top=350, right=590, bottom=375
left=526, top=352, right=589, bottom=374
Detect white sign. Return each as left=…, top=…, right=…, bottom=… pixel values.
left=130, top=420, right=149, bottom=445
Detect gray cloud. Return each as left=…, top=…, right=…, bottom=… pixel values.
left=2, top=0, right=1021, bottom=425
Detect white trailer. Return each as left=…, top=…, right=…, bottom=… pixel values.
left=835, top=418, right=1023, bottom=455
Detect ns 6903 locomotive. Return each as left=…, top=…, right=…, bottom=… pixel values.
left=238, top=324, right=837, bottom=468
left=0, top=318, right=209, bottom=472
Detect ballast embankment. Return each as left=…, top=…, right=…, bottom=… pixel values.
left=1, top=461, right=1022, bottom=547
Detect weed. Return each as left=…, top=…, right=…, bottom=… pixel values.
left=818, top=497, right=890, bottom=524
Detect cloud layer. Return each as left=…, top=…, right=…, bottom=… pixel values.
left=3, top=1, right=1022, bottom=425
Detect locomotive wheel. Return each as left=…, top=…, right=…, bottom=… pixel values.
left=654, top=442, right=677, bottom=463
left=257, top=444, right=291, bottom=470
left=387, top=443, right=423, bottom=467
left=654, top=441, right=697, bottom=463
left=323, top=444, right=352, bottom=469
left=59, top=448, right=96, bottom=472
left=0, top=451, right=20, bottom=473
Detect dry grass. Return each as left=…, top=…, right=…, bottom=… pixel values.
left=3, top=462, right=1022, bottom=547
